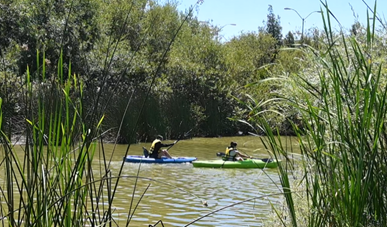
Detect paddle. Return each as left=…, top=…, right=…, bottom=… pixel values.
left=216, top=152, right=273, bottom=163
left=166, top=128, right=193, bottom=151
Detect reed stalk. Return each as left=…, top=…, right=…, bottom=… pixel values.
left=249, top=3, right=387, bottom=226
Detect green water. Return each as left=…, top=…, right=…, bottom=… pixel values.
left=2, top=136, right=296, bottom=226
left=99, top=136, right=296, bottom=226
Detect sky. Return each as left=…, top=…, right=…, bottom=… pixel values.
left=173, top=0, right=387, bottom=40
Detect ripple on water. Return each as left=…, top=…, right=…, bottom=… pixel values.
left=108, top=162, right=283, bottom=226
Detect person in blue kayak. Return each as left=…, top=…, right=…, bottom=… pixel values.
left=223, top=142, right=251, bottom=161
left=149, top=135, right=176, bottom=159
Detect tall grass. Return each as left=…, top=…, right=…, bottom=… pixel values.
left=0, top=52, right=112, bottom=226
left=251, top=3, right=387, bottom=227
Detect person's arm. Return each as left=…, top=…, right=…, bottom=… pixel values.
left=244, top=154, right=253, bottom=159
left=160, top=141, right=175, bottom=147
left=237, top=151, right=252, bottom=159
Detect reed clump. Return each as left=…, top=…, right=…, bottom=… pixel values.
left=254, top=4, right=387, bottom=227
left=0, top=55, right=118, bottom=226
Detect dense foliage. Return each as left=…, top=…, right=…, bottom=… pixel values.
left=0, top=0, right=304, bottom=142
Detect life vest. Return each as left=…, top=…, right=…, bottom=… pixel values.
left=223, top=146, right=237, bottom=161
left=149, top=139, right=161, bottom=155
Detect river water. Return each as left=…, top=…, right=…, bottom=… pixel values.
left=101, top=136, right=294, bottom=226
left=3, top=136, right=295, bottom=226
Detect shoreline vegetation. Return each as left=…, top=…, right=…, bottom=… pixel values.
left=1, top=0, right=387, bottom=226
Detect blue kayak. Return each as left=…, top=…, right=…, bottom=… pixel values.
left=124, top=155, right=197, bottom=164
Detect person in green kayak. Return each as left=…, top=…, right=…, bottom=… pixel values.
left=223, top=142, right=251, bottom=161
left=149, top=135, right=176, bottom=159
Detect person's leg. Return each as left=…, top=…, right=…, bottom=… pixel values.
left=235, top=156, right=244, bottom=161
left=161, top=149, right=173, bottom=159
left=149, top=151, right=158, bottom=159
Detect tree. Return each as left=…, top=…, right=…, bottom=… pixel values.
left=283, top=31, right=295, bottom=47
left=263, top=5, right=282, bottom=46
left=166, top=17, right=238, bottom=137
left=12, top=0, right=101, bottom=79
left=0, top=0, right=22, bottom=55
left=224, top=32, right=277, bottom=83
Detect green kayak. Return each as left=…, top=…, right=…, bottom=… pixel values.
left=192, top=159, right=280, bottom=169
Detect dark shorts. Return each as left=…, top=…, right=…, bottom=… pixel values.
left=149, top=152, right=159, bottom=159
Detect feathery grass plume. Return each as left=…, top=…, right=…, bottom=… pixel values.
left=244, top=2, right=387, bottom=226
